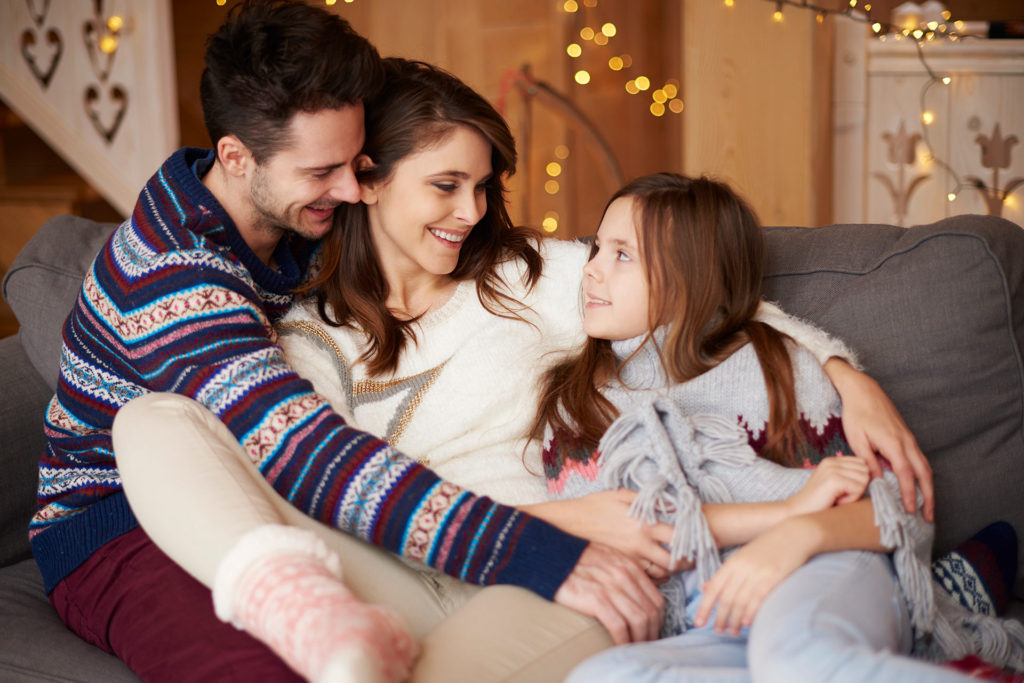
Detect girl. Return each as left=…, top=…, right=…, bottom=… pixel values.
left=537, top=173, right=1024, bottom=682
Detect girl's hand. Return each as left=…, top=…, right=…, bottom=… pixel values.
left=521, top=490, right=690, bottom=579
left=785, top=455, right=870, bottom=516
left=823, top=359, right=934, bottom=521
left=693, top=520, right=815, bottom=635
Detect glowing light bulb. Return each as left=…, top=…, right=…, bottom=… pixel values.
left=635, top=76, right=650, bottom=90
left=99, top=34, right=118, bottom=54
left=941, top=76, right=952, bottom=85
left=567, top=43, right=582, bottom=58
left=601, top=22, right=617, bottom=37
left=849, top=0, right=857, bottom=7
left=773, top=9, right=783, bottom=22
left=325, top=0, right=337, bottom=5
left=872, top=22, right=882, bottom=33
left=106, top=15, right=124, bottom=32
left=608, top=56, right=624, bottom=71
left=724, top=0, right=734, bottom=6
left=574, top=70, right=591, bottom=85
left=216, top=0, right=226, bottom=5
left=563, top=0, right=579, bottom=12
left=927, top=21, right=938, bottom=30
left=542, top=217, right=559, bottom=233
left=546, top=162, right=563, bottom=177
left=817, top=12, right=825, bottom=24
left=947, top=192, right=957, bottom=202
left=922, top=111, right=935, bottom=125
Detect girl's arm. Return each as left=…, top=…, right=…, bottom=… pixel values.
left=694, top=499, right=884, bottom=635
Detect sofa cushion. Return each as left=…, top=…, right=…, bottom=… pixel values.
left=0, top=334, right=52, bottom=567
left=2, top=215, right=118, bottom=390
left=0, top=559, right=137, bottom=681
left=764, top=215, right=1024, bottom=595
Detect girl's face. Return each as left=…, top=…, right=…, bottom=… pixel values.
left=582, top=196, right=651, bottom=340
left=362, top=124, right=491, bottom=284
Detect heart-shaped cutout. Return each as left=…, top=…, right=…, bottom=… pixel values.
left=21, top=27, right=63, bottom=89
left=84, top=84, right=128, bottom=143
left=26, top=0, right=52, bottom=27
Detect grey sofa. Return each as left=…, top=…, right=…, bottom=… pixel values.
left=2, top=212, right=1023, bottom=681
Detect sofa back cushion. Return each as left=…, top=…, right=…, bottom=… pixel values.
left=764, top=214, right=1024, bottom=595
left=3, top=214, right=118, bottom=389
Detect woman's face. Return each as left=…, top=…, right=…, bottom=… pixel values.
left=582, top=196, right=651, bottom=340
left=362, top=124, right=491, bottom=284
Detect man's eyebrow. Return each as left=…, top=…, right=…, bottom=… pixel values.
left=299, top=161, right=346, bottom=173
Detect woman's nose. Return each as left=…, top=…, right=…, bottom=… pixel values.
left=454, top=190, right=485, bottom=225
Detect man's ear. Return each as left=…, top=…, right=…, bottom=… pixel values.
left=216, top=135, right=253, bottom=178
left=356, top=154, right=381, bottom=205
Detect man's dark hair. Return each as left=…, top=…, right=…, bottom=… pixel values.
left=200, top=0, right=383, bottom=163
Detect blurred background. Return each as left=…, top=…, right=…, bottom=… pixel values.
left=1, top=0, right=1022, bottom=336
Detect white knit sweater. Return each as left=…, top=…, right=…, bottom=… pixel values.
left=277, top=238, right=856, bottom=506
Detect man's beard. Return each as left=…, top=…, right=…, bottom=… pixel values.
left=249, top=163, right=293, bottom=236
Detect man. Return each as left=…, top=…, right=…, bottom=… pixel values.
left=32, top=1, right=658, bottom=680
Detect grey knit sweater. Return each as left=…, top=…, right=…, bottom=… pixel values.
left=553, top=330, right=1024, bottom=670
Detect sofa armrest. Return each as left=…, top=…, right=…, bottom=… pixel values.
left=2, top=215, right=118, bottom=390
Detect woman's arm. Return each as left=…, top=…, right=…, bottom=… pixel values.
left=824, top=358, right=934, bottom=521
left=694, top=499, right=885, bottom=635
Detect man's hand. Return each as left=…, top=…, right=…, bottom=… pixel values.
left=823, top=358, right=934, bottom=521
left=553, top=543, right=664, bottom=644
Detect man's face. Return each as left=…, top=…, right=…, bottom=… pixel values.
left=248, top=103, right=365, bottom=242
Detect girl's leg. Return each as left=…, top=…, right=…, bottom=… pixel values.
left=747, top=550, right=973, bottom=683
left=563, top=625, right=750, bottom=683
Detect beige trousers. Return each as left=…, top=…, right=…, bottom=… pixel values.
left=113, top=392, right=611, bottom=682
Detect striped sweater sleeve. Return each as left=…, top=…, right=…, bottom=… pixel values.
left=111, top=241, right=586, bottom=598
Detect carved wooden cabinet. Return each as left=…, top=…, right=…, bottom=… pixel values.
left=833, top=24, right=1024, bottom=228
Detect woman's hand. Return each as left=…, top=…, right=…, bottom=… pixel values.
left=521, top=490, right=689, bottom=579
left=693, top=518, right=816, bottom=635
left=785, top=455, right=870, bottom=516
left=823, top=358, right=934, bottom=521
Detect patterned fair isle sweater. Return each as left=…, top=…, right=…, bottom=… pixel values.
left=30, top=147, right=586, bottom=598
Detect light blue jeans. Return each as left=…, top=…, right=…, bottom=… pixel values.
left=566, top=550, right=973, bottom=683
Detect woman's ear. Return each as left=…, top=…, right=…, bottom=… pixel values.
left=216, top=135, right=252, bottom=178
left=357, top=154, right=381, bottom=205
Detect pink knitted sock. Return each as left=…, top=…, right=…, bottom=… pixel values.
left=213, top=526, right=417, bottom=682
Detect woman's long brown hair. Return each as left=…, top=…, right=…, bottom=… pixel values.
left=301, top=58, right=542, bottom=376
left=534, top=173, right=803, bottom=465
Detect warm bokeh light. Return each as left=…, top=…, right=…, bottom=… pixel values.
left=574, top=70, right=591, bottom=85
left=652, top=89, right=667, bottom=103
left=593, top=34, right=608, bottom=46
left=663, top=83, right=678, bottom=98
left=545, top=180, right=560, bottom=195
left=650, top=102, right=665, bottom=117
left=580, top=27, right=595, bottom=41
left=608, top=56, right=624, bottom=71
left=947, top=192, right=957, bottom=202
left=668, top=98, right=685, bottom=113
left=563, top=0, right=579, bottom=12
left=567, top=43, right=582, bottom=58
left=546, top=162, right=562, bottom=177
left=942, top=76, right=952, bottom=85
left=99, top=35, right=118, bottom=54
left=107, top=15, right=124, bottom=32
left=625, top=79, right=640, bottom=95
left=634, top=76, right=650, bottom=91
left=601, top=22, right=617, bottom=37
left=773, top=9, right=784, bottom=22
left=922, top=111, right=935, bottom=125
left=555, top=145, right=570, bottom=160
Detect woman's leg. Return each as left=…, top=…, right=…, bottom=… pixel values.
left=114, top=393, right=612, bottom=682
left=747, top=550, right=973, bottom=683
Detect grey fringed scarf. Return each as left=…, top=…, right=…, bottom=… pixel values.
left=596, top=332, right=1024, bottom=671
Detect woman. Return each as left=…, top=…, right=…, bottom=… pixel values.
left=114, top=59, right=930, bottom=681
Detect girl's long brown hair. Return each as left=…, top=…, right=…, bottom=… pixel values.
left=302, top=58, right=541, bottom=376
left=534, top=173, right=803, bottom=465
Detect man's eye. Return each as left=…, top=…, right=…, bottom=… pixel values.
left=313, top=171, right=332, bottom=180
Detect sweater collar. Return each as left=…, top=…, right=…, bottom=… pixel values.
left=159, top=148, right=307, bottom=296
left=610, top=328, right=669, bottom=390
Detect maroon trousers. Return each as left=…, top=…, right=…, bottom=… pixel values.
left=49, top=526, right=302, bottom=682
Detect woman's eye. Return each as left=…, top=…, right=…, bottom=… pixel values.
left=433, top=183, right=457, bottom=192
left=616, top=250, right=631, bottom=262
